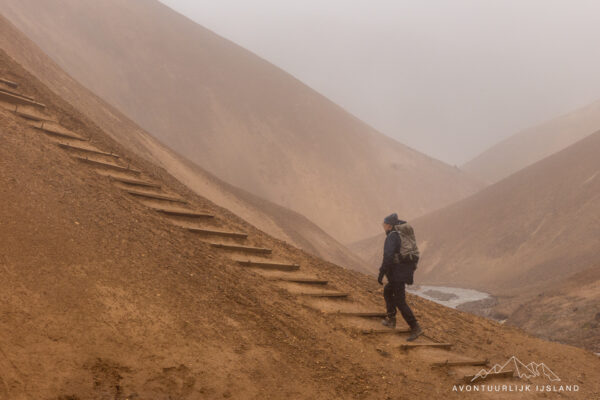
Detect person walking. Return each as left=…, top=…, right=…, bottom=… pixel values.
left=378, top=213, right=423, bottom=341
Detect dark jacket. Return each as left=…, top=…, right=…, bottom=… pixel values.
left=378, top=227, right=416, bottom=284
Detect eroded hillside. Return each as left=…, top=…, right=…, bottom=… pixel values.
left=0, top=46, right=599, bottom=400
left=463, top=99, right=600, bottom=183
left=0, top=0, right=482, bottom=243
left=0, top=13, right=367, bottom=274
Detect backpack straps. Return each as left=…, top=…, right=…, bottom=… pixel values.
left=392, top=230, right=402, bottom=263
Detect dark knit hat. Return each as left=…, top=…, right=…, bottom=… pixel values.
left=383, top=213, right=399, bottom=226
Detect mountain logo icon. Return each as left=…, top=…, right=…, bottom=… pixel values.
left=471, top=356, right=561, bottom=382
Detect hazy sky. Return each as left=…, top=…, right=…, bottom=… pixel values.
left=158, top=0, right=600, bottom=164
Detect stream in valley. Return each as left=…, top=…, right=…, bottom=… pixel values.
left=407, top=285, right=501, bottom=320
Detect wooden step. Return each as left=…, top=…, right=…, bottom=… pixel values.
left=399, top=343, right=452, bottom=350
left=237, top=260, right=300, bottom=271
left=334, top=311, right=387, bottom=318
left=0, top=78, right=18, bottom=88
left=465, top=370, right=515, bottom=382
left=74, top=156, right=141, bottom=174
left=14, top=107, right=52, bottom=122
left=36, top=124, right=86, bottom=141
left=57, top=143, right=119, bottom=158
left=432, top=359, right=489, bottom=367
left=154, top=208, right=214, bottom=218
left=0, top=87, right=36, bottom=102
left=278, top=277, right=328, bottom=285
left=361, top=328, right=411, bottom=334
left=299, top=292, right=349, bottom=299
left=24, top=118, right=47, bottom=127
left=210, top=243, right=272, bottom=254
left=108, top=175, right=161, bottom=189
left=124, top=189, right=187, bottom=204
left=0, top=90, right=45, bottom=108
left=186, top=227, right=248, bottom=239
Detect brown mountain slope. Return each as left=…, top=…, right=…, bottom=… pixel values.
left=352, top=131, right=600, bottom=287
left=348, top=231, right=387, bottom=273
left=0, top=13, right=367, bottom=274
left=414, top=131, right=600, bottom=294
left=0, top=0, right=481, bottom=243
left=463, top=99, right=600, bottom=183
left=350, top=132, right=600, bottom=351
left=507, top=266, right=600, bottom=352
left=417, top=132, right=599, bottom=350
left=1, top=45, right=599, bottom=400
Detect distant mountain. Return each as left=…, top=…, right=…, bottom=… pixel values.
left=0, top=13, right=366, bottom=273
left=348, top=232, right=385, bottom=274
left=352, top=131, right=600, bottom=350
left=0, top=0, right=482, bottom=243
left=414, top=131, right=600, bottom=295
left=463, top=99, right=600, bottom=183
left=415, top=131, right=600, bottom=350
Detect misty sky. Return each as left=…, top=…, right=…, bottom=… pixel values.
left=158, top=0, right=600, bottom=164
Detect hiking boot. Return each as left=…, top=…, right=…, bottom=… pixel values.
left=381, top=317, right=396, bottom=329
left=406, top=324, right=423, bottom=342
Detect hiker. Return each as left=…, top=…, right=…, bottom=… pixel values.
left=377, top=213, right=423, bottom=341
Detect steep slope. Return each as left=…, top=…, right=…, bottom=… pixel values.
left=348, top=231, right=387, bottom=273
left=415, top=132, right=600, bottom=350
left=351, top=132, right=600, bottom=351
left=414, top=132, right=599, bottom=293
left=0, top=0, right=481, bottom=243
left=353, top=132, right=600, bottom=285
left=0, top=13, right=367, bottom=274
left=463, top=99, right=600, bottom=183
left=507, top=266, right=600, bottom=353
left=1, top=45, right=599, bottom=400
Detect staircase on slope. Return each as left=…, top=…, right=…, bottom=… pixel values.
left=1, top=78, right=517, bottom=384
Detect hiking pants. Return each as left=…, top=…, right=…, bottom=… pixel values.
left=384, top=282, right=417, bottom=328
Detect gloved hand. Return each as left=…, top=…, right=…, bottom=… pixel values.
left=377, top=272, right=384, bottom=285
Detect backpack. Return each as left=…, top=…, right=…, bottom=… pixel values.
left=393, top=222, right=420, bottom=263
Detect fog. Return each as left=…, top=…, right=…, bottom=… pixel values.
left=159, top=0, right=600, bottom=165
